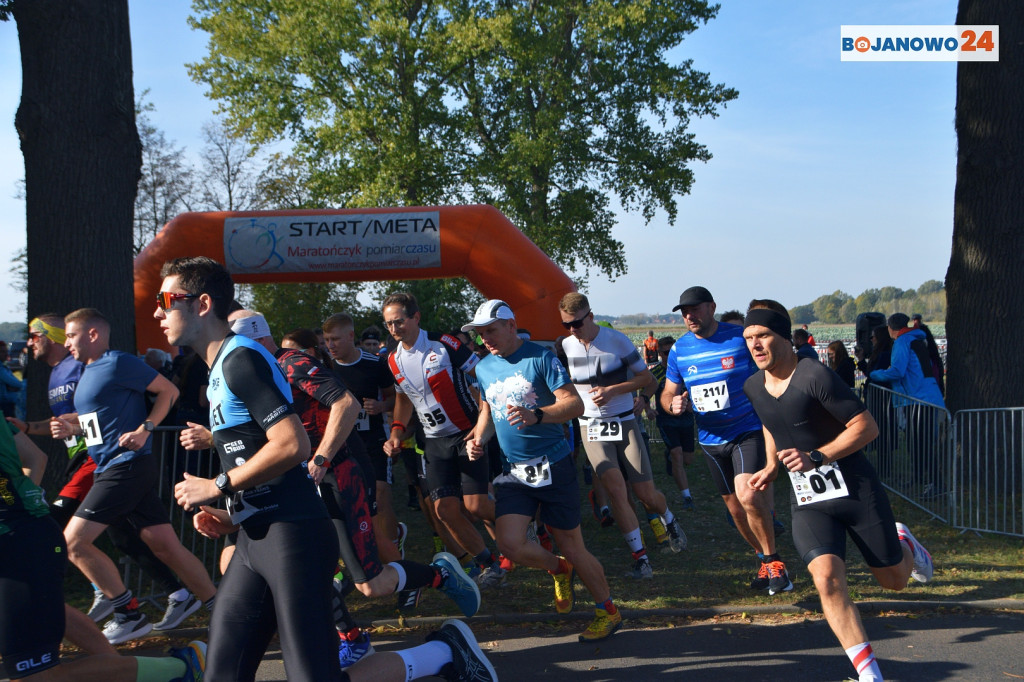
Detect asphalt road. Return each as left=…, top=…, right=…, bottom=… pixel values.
left=251, top=609, right=1024, bottom=681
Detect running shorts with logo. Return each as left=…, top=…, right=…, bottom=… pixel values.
left=581, top=417, right=654, bottom=483
left=423, top=430, right=491, bottom=501
left=699, top=430, right=766, bottom=496
left=0, top=421, right=63, bottom=680
left=0, top=515, right=66, bottom=680
left=744, top=357, right=904, bottom=569
left=72, top=451, right=171, bottom=528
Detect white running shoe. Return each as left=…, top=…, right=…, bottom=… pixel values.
left=87, top=589, right=114, bottom=622
left=895, top=522, right=934, bottom=583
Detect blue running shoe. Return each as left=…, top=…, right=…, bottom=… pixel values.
left=338, top=632, right=375, bottom=670
left=168, top=640, right=206, bottom=682
left=432, top=551, right=481, bottom=617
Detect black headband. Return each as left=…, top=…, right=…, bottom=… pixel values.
left=743, top=309, right=792, bottom=341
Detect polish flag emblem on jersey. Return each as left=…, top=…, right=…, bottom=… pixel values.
left=721, top=356, right=735, bottom=370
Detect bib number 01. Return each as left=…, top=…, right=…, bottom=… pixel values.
left=789, top=462, right=849, bottom=506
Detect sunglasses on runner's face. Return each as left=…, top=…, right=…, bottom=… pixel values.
left=155, top=291, right=200, bottom=311
left=561, top=311, right=591, bottom=330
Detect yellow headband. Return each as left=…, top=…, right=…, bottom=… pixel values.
left=29, top=317, right=66, bottom=344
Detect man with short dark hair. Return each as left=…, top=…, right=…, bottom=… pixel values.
left=793, top=328, right=818, bottom=362
left=660, top=286, right=791, bottom=594
left=870, top=313, right=946, bottom=492
left=56, top=308, right=216, bottom=645
left=743, top=299, right=933, bottom=682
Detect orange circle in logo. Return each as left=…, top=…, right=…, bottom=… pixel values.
left=855, top=36, right=871, bottom=52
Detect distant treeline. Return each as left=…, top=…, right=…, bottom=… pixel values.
left=609, top=279, right=945, bottom=327
left=787, top=280, right=945, bottom=324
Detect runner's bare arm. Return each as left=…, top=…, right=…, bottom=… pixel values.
left=383, top=391, right=414, bottom=455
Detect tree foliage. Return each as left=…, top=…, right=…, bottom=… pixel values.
left=788, top=280, right=947, bottom=325
left=186, top=0, right=735, bottom=281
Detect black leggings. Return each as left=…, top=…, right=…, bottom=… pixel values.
left=206, top=518, right=342, bottom=682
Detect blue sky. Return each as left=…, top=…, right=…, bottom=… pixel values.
left=0, top=0, right=958, bottom=321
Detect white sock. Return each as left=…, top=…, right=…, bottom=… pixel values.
left=389, top=562, right=408, bottom=592
left=396, top=641, right=451, bottom=682
left=623, top=528, right=644, bottom=553
left=169, top=588, right=190, bottom=602
left=661, top=509, right=675, bottom=525
left=681, top=488, right=691, bottom=498
left=845, top=642, right=882, bottom=680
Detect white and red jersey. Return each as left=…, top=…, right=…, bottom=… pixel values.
left=562, top=326, right=647, bottom=420
left=388, top=329, right=480, bottom=437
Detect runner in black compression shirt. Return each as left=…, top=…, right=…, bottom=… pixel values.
left=740, top=299, right=934, bottom=682
left=162, top=258, right=496, bottom=682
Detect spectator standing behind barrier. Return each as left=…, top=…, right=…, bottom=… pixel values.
left=827, top=341, right=856, bottom=388
left=0, top=341, right=24, bottom=419
left=792, top=328, right=818, bottom=362
left=869, top=313, right=947, bottom=494
left=917, top=322, right=945, bottom=396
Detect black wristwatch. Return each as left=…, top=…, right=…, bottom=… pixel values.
left=533, top=407, right=545, bottom=424
left=215, top=473, right=234, bottom=497
left=808, top=450, right=825, bottom=467
left=142, top=420, right=155, bottom=432
left=313, top=454, right=330, bottom=467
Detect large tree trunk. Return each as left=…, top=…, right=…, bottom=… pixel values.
left=945, top=2, right=1024, bottom=412
left=11, top=0, right=141, bottom=489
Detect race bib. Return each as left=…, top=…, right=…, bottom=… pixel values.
left=587, top=417, right=623, bottom=441
left=509, top=455, right=552, bottom=488
left=789, top=462, right=849, bottom=506
left=691, top=380, right=730, bottom=413
left=63, top=434, right=78, bottom=449
left=77, top=412, right=104, bottom=447
left=355, top=409, right=370, bottom=431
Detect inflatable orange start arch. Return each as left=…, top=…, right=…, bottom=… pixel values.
left=133, top=204, right=576, bottom=353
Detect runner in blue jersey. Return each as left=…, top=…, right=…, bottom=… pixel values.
left=55, top=308, right=216, bottom=645
left=465, top=300, right=621, bottom=643
left=166, top=257, right=496, bottom=682
left=660, top=286, right=792, bottom=595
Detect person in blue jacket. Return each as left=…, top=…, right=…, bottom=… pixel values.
left=869, top=313, right=946, bottom=493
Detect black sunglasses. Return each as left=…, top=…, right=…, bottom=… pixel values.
left=561, top=310, right=591, bottom=330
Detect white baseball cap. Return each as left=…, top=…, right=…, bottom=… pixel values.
left=461, top=299, right=515, bottom=332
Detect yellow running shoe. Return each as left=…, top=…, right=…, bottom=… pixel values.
left=552, top=559, right=576, bottom=614
left=578, top=607, right=622, bottom=642
left=648, top=516, right=669, bottom=546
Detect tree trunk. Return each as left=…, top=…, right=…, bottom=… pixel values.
left=945, top=1, right=1024, bottom=412
left=11, top=0, right=141, bottom=489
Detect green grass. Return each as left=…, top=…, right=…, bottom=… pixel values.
left=345, top=438, right=1024, bottom=623
left=64, top=436, right=1023, bottom=631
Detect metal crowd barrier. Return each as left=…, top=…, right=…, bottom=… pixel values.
left=862, top=384, right=953, bottom=523
left=951, top=407, right=1024, bottom=537
left=120, top=426, right=225, bottom=605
